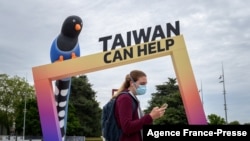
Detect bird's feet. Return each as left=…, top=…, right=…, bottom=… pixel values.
left=71, top=52, right=77, bottom=59
left=55, top=55, right=64, bottom=62
left=54, top=53, right=76, bottom=63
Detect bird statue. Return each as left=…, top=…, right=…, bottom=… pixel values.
left=50, top=15, right=83, bottom=141
left=50, top=15, right=82, bottom=62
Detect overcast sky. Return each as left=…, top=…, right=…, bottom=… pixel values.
left=0, top=0, right=249, bottom=124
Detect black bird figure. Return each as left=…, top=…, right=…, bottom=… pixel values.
left=50, top=15, right=83, bottom=141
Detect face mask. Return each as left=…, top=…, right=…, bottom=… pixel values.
left=130, top=74, right=147, bottom=95
left=135, top=84, right=146, bottom=95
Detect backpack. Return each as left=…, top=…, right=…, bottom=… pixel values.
left=101, top=92, right=137, bottom=141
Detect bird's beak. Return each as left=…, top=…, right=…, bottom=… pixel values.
left=75, top=24, right=81, bottom=31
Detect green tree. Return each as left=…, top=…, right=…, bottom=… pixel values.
left=144, top=78, right=188, bottom=125
left=15, top=98, right=42, bottom=136
left=67, top=75, right=102, bottom=137
left=0, top=74, right=35, bottom=135
left=207, top=114, right=226, bottom=125
left=228, top=120, right=240, bottom=125
left=67, top=102, right=82, bottom=135
left=0, top=108, right=7, bottom=134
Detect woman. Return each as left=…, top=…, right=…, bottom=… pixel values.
left=113, top=70, right=166, bottom=141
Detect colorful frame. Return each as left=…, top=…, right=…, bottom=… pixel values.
left=32, top=35, right=207, bottom=141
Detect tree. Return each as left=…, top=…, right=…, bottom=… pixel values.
left=66, top=102, right=82, bottom=135
left=144, top=78, right=188, bottom=125
left=207, top=114, right=226, bottom=125
left=228, top=120, right=240, bottom=125
left=15, top=98, right=42, bottom=136
left=67, top=75, right=102, bottom=137
left=0, top=74, right=35, bottom=135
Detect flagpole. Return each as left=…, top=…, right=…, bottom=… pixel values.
left=220, top=62, right=228, bottom=124
left=22, top=74, right=27, bottom=141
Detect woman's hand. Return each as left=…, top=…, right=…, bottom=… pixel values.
left=149, top=106, right=166, bottom=120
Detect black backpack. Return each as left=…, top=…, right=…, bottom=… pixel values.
left=101, top=92, right=137, bottom=141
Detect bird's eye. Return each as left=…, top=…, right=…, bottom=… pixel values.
left=73, top=19, right=76, bottom=23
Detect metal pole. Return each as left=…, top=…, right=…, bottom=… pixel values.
left=22, top=93, right=27, bottom=141
left=221, top=63, right=228, bottom=124
left=22, top=76, right=27, bottom=141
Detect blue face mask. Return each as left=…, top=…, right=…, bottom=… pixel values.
left=130, top=74, right=147, bottom=95
left=135, top=84, right=147, bottom=95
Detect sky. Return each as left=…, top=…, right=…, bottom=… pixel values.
left=0, top=0, right=249, bottom=124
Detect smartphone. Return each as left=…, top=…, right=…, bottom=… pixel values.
left=161, top=103, right=168, bottom=109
